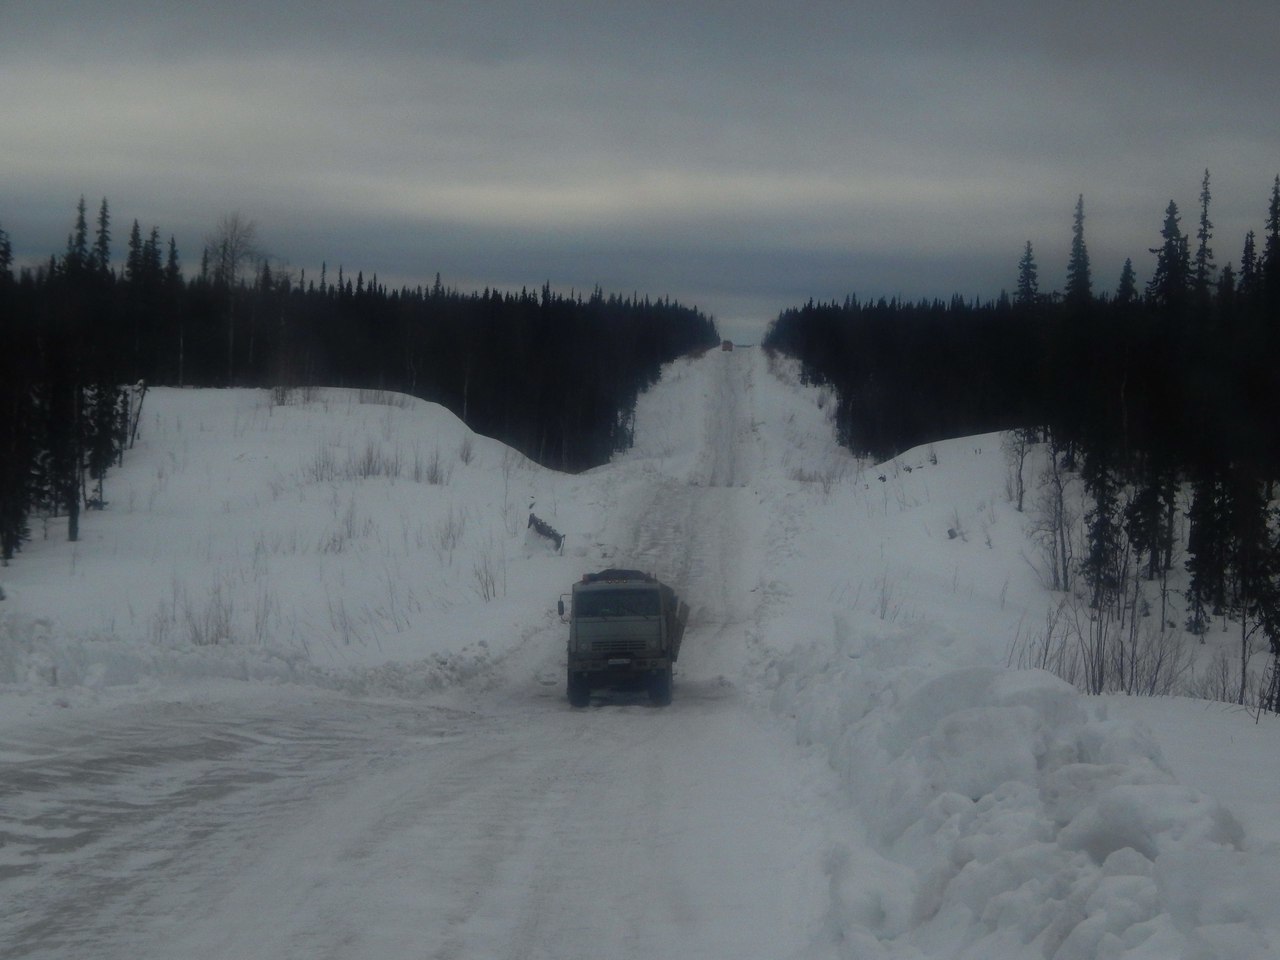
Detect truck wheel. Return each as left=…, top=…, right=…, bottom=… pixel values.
left=567, top=674, right=590, bottom=708
left=648, top=665, right=673, bottom=706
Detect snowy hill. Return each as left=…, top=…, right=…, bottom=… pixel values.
left=2, top=350, right=1278, bottom=958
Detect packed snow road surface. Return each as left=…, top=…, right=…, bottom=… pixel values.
left=2, top=689, right=827, bottom=960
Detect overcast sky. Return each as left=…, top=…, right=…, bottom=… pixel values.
left=4, top=1, right=1279, bottom=339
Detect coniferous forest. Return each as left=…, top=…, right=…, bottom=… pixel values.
left=0, top=199, right=718, bottom=564
left=765, top=173, right=1280, bottom=707
left=6, top=177, right=1280, bottom=705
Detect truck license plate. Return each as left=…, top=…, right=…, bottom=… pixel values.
left=607, top=658, right=631, bottom=666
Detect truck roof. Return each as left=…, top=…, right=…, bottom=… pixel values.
left=578, top=568, right=655, bottom=584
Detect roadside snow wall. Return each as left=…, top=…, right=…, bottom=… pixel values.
left=771, top=619, right=1279, bottom=960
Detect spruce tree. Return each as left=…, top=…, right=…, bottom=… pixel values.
left=1115, top=258, right=1138, bottom=304
left=1239, top=230, right=1259, bottom=300
left=1185, top=468, right=1228, bottom=629
left=65, top=196, right=90, bottom=274
left=92, top=197, right=111, bottom=277
left=1065, top=194, right=1092, bottom=307
left=126, top=220, right=144, bottom=283
left=1193, top=169, right=1215, bottom=300
left=1016, top=241, right=1039, bottom=306
left=1081, top=443, right=1124, bottom=609
left=0, top=222, right=11, bottom=280
left=1263, top=174, right=1280, bottom=307
left=1146, top=200, right=1190, bottom=311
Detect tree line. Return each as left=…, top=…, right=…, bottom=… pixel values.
left=765, top=172, right=1280, bottom=707
left=0, top=199, right=718, bottom=564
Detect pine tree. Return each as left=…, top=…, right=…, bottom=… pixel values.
left=1016, top=241, right=1039, bottom=306
left=1238, top=230, right=1259, bottom=299
left=83, top=383, right=124, bottom=507
left=1263, top=174, right=1280, bottom=307
left=165, top=236, right=181, bottom=286
left=1216, top=262, right=1237, bottom=325
left=92, top=197, right=111, bottom=277
left=1193, top=169, right=1215, bottom=300
left=1115, top=258, right=1138, bottom=304
left=125, top=220, right=144, bottom=283
left=0, top=222, right=12, bottom=281
left=1146, top=200, right=1190, bottom=311
left=1081, top=443, right=1124, bottom=609
left=1065, top=194, right=1092, bottom=307
left=165, top=236, right=183, bottom=387
left=1185, top=468, right=1228, bottom=629
left=64, top=196, right=90, bottom=274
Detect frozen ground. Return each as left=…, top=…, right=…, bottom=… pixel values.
left=2, top=349, right=1278, bottom=958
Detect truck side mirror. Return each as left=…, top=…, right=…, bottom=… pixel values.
left=557, top=599, right=565, bottom=617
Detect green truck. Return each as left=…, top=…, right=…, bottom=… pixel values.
left=559, top=569, right=689, bottom=706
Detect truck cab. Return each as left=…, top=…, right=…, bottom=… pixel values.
left=560, top=569, right=688, bottom=707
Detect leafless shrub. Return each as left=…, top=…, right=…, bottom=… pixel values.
left=308, top=445, right=339, bottom=483
left=789, top=466, right=840, bottom=497
left=1007, top=599, right=1083, bottom=687
left=1189, top=647, right=1236, bottom=704
left=252, top=585, right=277, bottom=646
left=1027, top=444, right=1079, bottom=592
left=357, top=389, right=412, bottom=408
left=1009, top=594, right=1192, bottom=698
left=872, top=568, right=908, bottom=622
left=320, top=497, right=372, bottom=553
left=414, top=447, right=448, bottom=485
left=183, top=581, right=234, bottom=646
left=1001, top=429, right=1035, bottom=512
left=472, top=540, right=506, bottom=602
left=353, top=441, right=402, bottom=479
left=433, top=508, right=466, bottom=564
left=327, top=596, right=362, bottom=646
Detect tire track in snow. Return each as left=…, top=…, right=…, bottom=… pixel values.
left=0, top=349, right=837, bottom=960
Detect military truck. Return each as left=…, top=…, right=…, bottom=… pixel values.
left=558, top=569, right=689, bottom=707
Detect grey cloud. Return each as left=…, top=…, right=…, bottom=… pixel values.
left=3, top=1, right=1279, bottom=324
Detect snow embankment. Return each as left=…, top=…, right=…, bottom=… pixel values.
left=747, top=359, right=1280, bottom=958
left=774, top=630, right=1280, bottom=958
left=0, top=386, right=583, bottom=721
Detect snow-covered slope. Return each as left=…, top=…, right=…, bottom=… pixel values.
left=1, top=351, right=1278, bottom=959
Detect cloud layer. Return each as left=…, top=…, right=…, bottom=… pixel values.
left=4, top=1, right=1278, bottom=332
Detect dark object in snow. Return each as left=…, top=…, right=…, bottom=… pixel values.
left=721, top=340, right=734, bottom=351
left=528, top=513, right=564, bottom=552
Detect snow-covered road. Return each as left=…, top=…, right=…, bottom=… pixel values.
left=4, top=688, right=829, bottom=959
left=2, top=351, right=836, bottom=959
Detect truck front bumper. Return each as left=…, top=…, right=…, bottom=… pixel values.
left=570, top=657, right=669, bottom=678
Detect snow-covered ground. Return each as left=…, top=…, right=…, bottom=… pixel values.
left=2, top=349, right=1278, bottom=959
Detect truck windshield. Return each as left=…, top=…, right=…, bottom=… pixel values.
left=575, top=589, right=660, bottom=618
